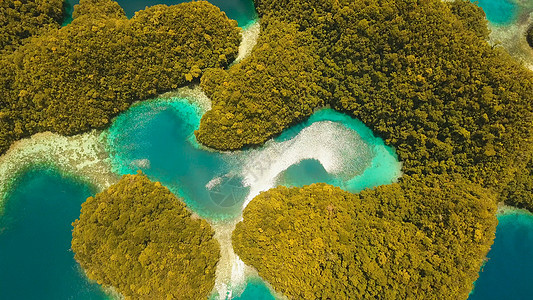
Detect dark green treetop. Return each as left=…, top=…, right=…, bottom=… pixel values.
left=0, top=0, right=64, bottom=52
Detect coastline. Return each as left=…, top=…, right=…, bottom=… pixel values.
left=487, top=1, right=533, bottom=70
left=0, top=130, right=119, bottom=212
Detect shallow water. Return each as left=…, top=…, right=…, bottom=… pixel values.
left=63, top=0, right=256, bottom=26
left=471, top=0, right=518, bottom=25
left=469, top=211, right=533, bottom=300
left=7, top=1, right=532, bottom=299
left=105, top=97, right=402, bottom=221
left=104, top=96, right=402, bottom=298
left=233, top=279, right=276, bottom=300
left=276, top=109, right=403, bottom=193
left=105, top=98, right=244, bottom=219
left=0, top=167, right=108, bottom=299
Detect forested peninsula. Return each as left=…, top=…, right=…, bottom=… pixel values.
left=72, top=173, right=220, bottom=299
left=0, top=0, right=240, bottom=155
left=197, top=0, right=533, bottom=208
left=233, top=177, right=498, bottom=299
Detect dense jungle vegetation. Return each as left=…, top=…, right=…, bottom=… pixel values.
left=501, top=157, right=533, bottom=211
left=0, top=0, right=240, bottom=155
left=1, top=0, right=531, bottom=298
left=72, top=173, right=219, bottom=299
left=233, top=178, right=498, bottom=300
left=0, top=0, right=63, bottom=52
left=196, top=0, right=533, bottom=206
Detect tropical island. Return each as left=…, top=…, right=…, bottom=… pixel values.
left=197, top=0, right=533, bottom=208
left=204, top=0, right=532, bottom=297
left=0, top=0, right=532, bottom=299
left=72, top=173, right=220, bottom=299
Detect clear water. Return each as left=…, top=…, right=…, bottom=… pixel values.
left=0, top=167, right=109, bottom=299
left=7, top=1, right=530, bottom=299
left=63, top=0, right=256, bottom=26
left=278, top=159, right=335, bottom=187
left=469, top=211, right=533, bottom=300
left=105, top=98, right=245, bottom=219
left=105, top=97, right=402, bottom=221
left=275, top=109, right=403, bottom=193
left=104, top=96, right=401, bottom=298
left=471, top=0, right=518, bottom=25
left=233, top=278, right=276, bottom=300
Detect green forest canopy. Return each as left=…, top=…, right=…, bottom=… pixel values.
left=0, top=0, right=530, bottom=297
left=0, top=0, right=64, bottom=52
left=0, top=0, right=240, bottom=155
left=233, top=177, right=498, bottom=300
left=72, top=173, right=220, bottom=299
left=196, top=0, right=533, bottom=208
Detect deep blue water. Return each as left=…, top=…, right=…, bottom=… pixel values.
left=471, top=0, right=518, bottom=25
left=469, top=211, right=533, bottom=300
left=63, top=0, right=256, bottom=26
left=0, top=167, right=108, bottom=299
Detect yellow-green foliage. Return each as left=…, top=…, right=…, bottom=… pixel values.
left=197, top=0, right=533, bottom=191
left=196, top=18, right=329, bottom=149
left=72, top=173, right=219, bottom=299
left=233, top=177, right=498, bottom=300
left=447, top=0, right=489, bottom=40
left=502, top=158, right=533, bottom=211
left=71, top=0, right=125, bottom=19
left=0, top=0, right=63, bottom=52
left=0, top=0, right=240, bottom=155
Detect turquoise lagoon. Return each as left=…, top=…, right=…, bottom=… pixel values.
left=103, top=95, right=403, bottom=298
left=0, top=95, right=402, bottom=299
left=471, top=0, right=519, bottom=25
left=2, top=0, right=531, bottom=299
left=4, top=94, right=533, bottom=299
left=63, top=0, right=256, bottom=27
left=105, top=97, right=402, bottom=221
